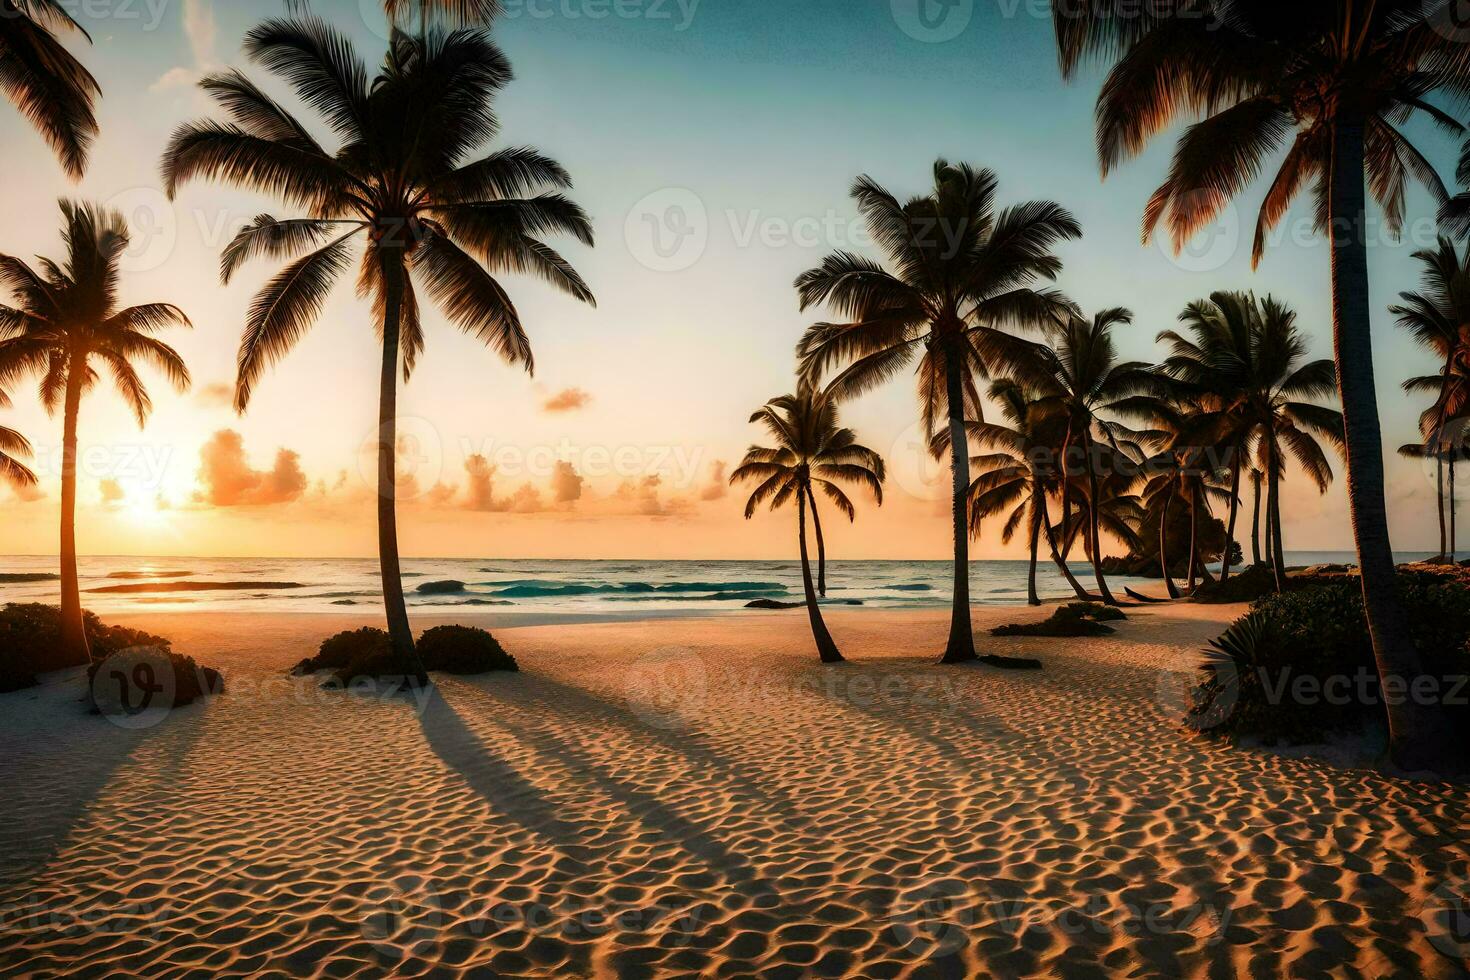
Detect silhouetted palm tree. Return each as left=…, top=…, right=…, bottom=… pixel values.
left=795, top=160, right=1079, bottom=662
left=1052, top=0, right=1467, bottom=766
left=731, top=387, right=885, bottom=664
left=1005, top=308, right=1159, bottom=605
left=1, top=0, right=99, bottom=177
left=0, top=201, right=191, bottom=665
left=384, top=0, right=501, bottom=28
left=1156, top=292, right=1343, bottom=591
left=162, top=17, right=594, bottom=669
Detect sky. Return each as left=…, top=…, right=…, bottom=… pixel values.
left=0, top=0, right=1460, bottom=560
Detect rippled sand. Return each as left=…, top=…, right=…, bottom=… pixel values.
left=1, top=606, right=1466, bottom=978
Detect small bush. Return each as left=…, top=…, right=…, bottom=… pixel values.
left=291, top=627, right=391, bottom=676
left=992, top=602, right=1123, bottom=637
left=0, top=603, right=174, bottom=689
left=1192, top=564, right=1278, bottom=604
left=87, top=650, right=223, bottom=714
left=1189, top=571, right=1470, bottom=744
left=417, top=626, right=518, bottom=674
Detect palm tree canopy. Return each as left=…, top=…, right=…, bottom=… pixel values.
left=383, top=0, right=502, bottom=27
left=794, top=160, right=1080, bottom=441
left=1055, top=1, right=1468, bottom=263
left=161, top=16, right=595, bottom=412
left=0, top=201, right=192, bottom=426
left=0, top=0, right=100, bottom=177
left=731, top=387, right=886, bottom=521
left=1391, top=236, right=1470, bottom=439
left=0, top=387, right=37, bottom=489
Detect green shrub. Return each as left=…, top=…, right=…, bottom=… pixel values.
left=417, top=625, right=518, bottom=674
left=0, top=603, right=174, bottom=691
left=86, top=650, right=224, bottom=713
left=1189, top=572, right=1470, bottom=744
left=1191, top=564, right=1278, bottom=604
left=993, top=602, right=1123, bottom=638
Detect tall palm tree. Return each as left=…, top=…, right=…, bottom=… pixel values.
left=1004, top=308, right=1160, bottom=606
left=1, top=0, right=99, bottom=177
left=1156, top=292, right=1343, bottom=591
left=1052, top=0, right=1469, bottom=767
left=795, top=160, right=1080, bottom=663
left=731, top=387, right=885, bottom=664
left=0, top=389, right=38, bottom=490
left=384, top=0, right=501, bottom=28
left=161, top=17, right=594, bottom=669
left=0, top=201, right=191, bottom=665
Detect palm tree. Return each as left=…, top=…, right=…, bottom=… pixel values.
left=1, top=0, right=99, bottom=177
left=795, top=160, right=1080, bottom=662
left=1052, top=0, right=1468, bottom=767
left=1156, top=292, right=1343, bottom=591
left=1003, top=308, right=1160, bottom=606
left=731, top=387, right=885, bottom=664
left=384, top=0, right=501, bottom=28
left=161, top=17, right=595, bottom=669
left=0, top=389, right=38, bottom=490
left=0, top=201, right=191, bottom=665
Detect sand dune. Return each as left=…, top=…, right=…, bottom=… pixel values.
left=0, top=606, right=1466, bottom=978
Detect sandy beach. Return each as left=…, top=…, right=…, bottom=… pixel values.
left=0, top=604, right=1466, bottom=978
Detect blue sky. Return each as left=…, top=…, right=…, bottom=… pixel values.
left=0, top=0, right=1458, bottom=557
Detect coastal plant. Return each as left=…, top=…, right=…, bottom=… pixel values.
left=731, top=386, right=885, bottom=663
left=0, top=603, right=173, bottom=688
left=0, top=389, right=37, bottom=491
left=1, top=0, right=99, bottom=177
left=1051, top=0, right=1468, bottom=768
left=161, top=16, right=595, bottom=670
left=795, top=160, right=1079, bottom=662
left=0, top=201, right=192, bottom=667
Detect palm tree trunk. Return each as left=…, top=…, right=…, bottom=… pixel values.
left=1160, top=488, right=1180, bottom=600
left=1186, top=486, right=1200, bottom=593
left=1330, top=111, right=1453, bottom=769
left=1026, top=496, right=1041, bottom=606
left=806, top=485, right=828, bottom=596
left=1436, top=446, right=1447, bottom=561
left=1221, top=458, right=1241, bottom=582
left=798, top=486, right=843, bottom=663
left=1268, top=452, right=1286, bottom=592
left=941, top=353, right=976, bottom=663
left=1451, top=460, right=1457, bottom=562
left=1040, top=494, right=1089, bottom=600
left=1081, top=430, right=1118, bottom=605
left=1250, top=469, right=1263, bottom=567
left=57, top=354, right=91, bottom=669
left=377, top=250, right=426, bottom=681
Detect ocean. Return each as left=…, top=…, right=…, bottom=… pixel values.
left=0, top=552, right=1397, bottom=619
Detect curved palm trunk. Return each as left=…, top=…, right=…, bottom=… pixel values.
left=798, top=487, right=843, bottom=663
left=806, top=485, right=828, bottom=596
left=1437, top=449, right=1447, bottom=561
left=1186, top=487, right=1200, bottom=594
left=1026, top=495, right=1041, bottom=606
left=1040, top=494, right=1090, bottom=600
left=57, top=356, right=91, bottom=669
left=1159, top=488, right=1180, bottom=600
left=1330, top=112, right=1454, bottom=769
left=1081, top=431, right=1118, bottom=606
left=1250, top=470, right=1263, bottom=568
left=1451, top=460, right=1458, bottom=563
left=1220, top=459, right=1241, bottom=582
left=378, top=251, right=426, bottom=682
left=1267, top=453, right=1286, bottom=592
left=941, top=354, right=976, bottom=663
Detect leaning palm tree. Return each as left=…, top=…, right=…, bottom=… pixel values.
left=1, top=0, right=99, bottom=177
left=1156, top=292, right=1343, bottom=591
left=731, top=387, right=885, bottom=664
left=0, top=201, right=191, bottom=665
left=0, top=390, right=38, bottom=490
left=162, top=17, right=595, bottom=668
left=795, top=160, right=1079, bottom=662
left=1052, top=0, right=1468, bottom=767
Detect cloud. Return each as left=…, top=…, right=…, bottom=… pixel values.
left=99, top=479, right=125, bottom=506
left=196, top=382, right=233, bottom=408
left=552, top=461, right=584, bottom=504
left=699, top=461, right=728, bottom=501
left=542, top=387, right=592, bottom=413
left=194, top=429, right=308, bottom=506
left=151, top=0, right=217, bottom=93
left=615, top=475, right=668, bottom=516
left=150, top=66, right=196, bottom=92
left=464, top=454, right=499, bottom=511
